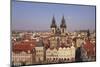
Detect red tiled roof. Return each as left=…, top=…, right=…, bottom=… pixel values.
left=13, top=40, right=36, bottom=52
left=83, top=40, right=95, bottom=56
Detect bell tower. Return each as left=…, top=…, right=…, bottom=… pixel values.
left=60, top=16, right=67, bottom=36
left=50, top=16, right=57, bottom=35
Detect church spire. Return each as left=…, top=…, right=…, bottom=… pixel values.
left=60, top=15, right=67, bottom=36
left=87, top=29, right=90, bottom=40
left=60, top=15, right=66, bottom=28
left=51, top=16, right=57, bottom=28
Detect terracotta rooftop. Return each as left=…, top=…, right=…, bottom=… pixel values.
left=83, top=40, right=95, bottom=56
left=13, top=40, right=36, bottom=53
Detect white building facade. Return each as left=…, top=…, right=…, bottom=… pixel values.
left=46, top=45, right=75, bottom=63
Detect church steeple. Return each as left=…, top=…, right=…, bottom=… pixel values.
left=60, top=16, right=66, bottom=28
left=60, top=16, right=67, bottom=36
left=50, top=16, right=57, bottom=34
left=87, top=29, right=90, bottom=40
left=51, top=16, right=57, bottom=28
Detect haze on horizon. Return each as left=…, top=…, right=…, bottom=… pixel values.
left=12, top=1, right=96, bottom=32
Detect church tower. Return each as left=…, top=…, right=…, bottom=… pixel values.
left=60, top=16, right=67, bottom=36
left=50, top=16, right=57, bottom=35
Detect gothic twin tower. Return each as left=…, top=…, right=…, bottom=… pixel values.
left=50, top=16, right=67, bottom=36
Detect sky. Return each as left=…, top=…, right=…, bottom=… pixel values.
left=12, top=0, right=96, bottom=32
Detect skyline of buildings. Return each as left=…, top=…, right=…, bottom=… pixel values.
left=12, top=15, right=96, bottom=66
left=11, top=1, right=96, bottom=66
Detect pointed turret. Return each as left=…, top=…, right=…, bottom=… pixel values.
left=50, top=16, right=57, bottom=35
left=60, top=16, right=66, bottom=28
left=87, top=29, right=90, bottom=40
left=60, top=16, right=67, bottom=35
left=87, top=29, right=90, bottom=37
left=51, top=16, right=57, bottom=28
